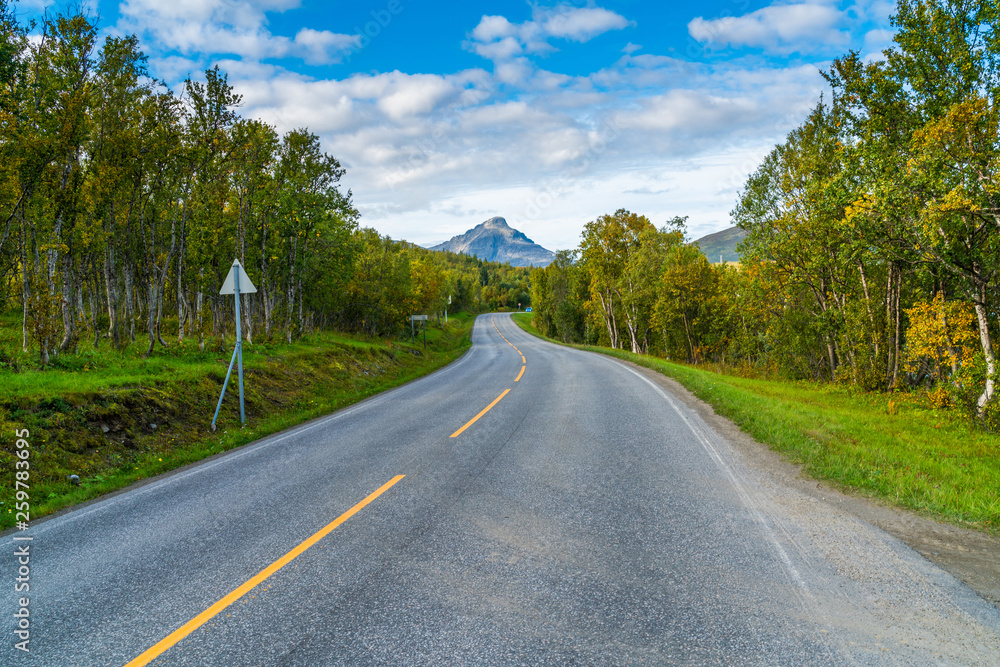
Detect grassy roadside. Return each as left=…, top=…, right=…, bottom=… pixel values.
left=0, top=313, right=474, bottom=531
left=511, top=313, right=999, bottom=534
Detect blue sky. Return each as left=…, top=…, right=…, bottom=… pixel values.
left=18, top=0, right=896, bottom=250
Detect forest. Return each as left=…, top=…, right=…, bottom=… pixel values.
left=0, top=4, right=531, bottom=364
left=531, top=0, right=1000, bottom=428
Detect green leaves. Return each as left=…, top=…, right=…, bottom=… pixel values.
left=735, top=0, right=1000, bottom=414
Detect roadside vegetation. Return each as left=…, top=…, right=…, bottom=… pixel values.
left=0, top=3, right=532, bottom=529
left=0, top=312, right=474, bottom=531
left=530, top=0, right=1000, bottom=430
left=0, top=2, right=530, bottom=362
left=514, top=312, right=999, bottom=534
left=522, top=0, right=1000, bottom=531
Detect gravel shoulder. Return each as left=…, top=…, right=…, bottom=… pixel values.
left=620, top=358, right=1000, bottom=611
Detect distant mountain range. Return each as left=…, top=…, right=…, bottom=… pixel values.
left=693, top=226, right=746, bottom=263
left=430, top=217, right=555, bottom=268
left=429, top=217, right=742, bottom=267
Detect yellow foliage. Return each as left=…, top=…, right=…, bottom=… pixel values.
left=903, top=292, right=979, bottom=378
left=926, top=385, right=952, bottom=409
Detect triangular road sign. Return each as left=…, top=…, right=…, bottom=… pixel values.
left=220, top=259, right=258, bottom=295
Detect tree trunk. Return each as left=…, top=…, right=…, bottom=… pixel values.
left=243, top=293, right=253, bottom=344
left=261, top=217, right=271, bottom=339
left=596, top=290, right=618, bottom=349
left=973, top=285, right=996, bottom=413
left=177, top=202, right=187, bottom=342
left=682, top=312, right=695, bottom=363
left=154, top=211, right=177, bottom=349
left=20, top=217, right=30, bottom=352
left=89, top=259, right=101, bottom=350
left=891, top=266, right=902, bottom=388
left=286, top=235, right=298, bottom=344
left=58, top=255, right=77, bottom=352
left=857, top=260, right=878, bottom=358
left=125, top=264, right=136, bottom=342
left=264, top=279, right=272, bottom=339
left=104, top=248, right=120, bottom=348
left=297, top=276, right=304, bottom=339
left=625, top=306, right=640, bottom=354
left=145, top=279, right=157, bottom=357
left=196, top=268, right=204, bottom=351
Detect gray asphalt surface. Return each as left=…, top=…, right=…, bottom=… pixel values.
left=4, top=313, right=1000, bottom=665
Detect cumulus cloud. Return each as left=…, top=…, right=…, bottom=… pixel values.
left=688, top=3, right=850, bottom=54
left=375, top=74, right=458, bottom=120
left=215, top=40, right=828, bottom=248
left=615, top=90, right=762, bottom=134
left=538, top=6, right=631, bottom=41
left=106, top=1, right=876, bottom=249
left=471, top=15, right=517, bottom=43
left=116, top=0, right=358, bottom=64
left=465, top=4, right=632, bottom=61
left=293, top=29, right=360, bottom=65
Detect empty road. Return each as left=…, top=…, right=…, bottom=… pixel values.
left=4, top=313, right=1000, bottom=665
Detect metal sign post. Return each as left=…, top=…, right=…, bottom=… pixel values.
left=212, top=259, right=258, bottom=431
left=409, top=315, right=428, bottom=349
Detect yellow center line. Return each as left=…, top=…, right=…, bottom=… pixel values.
left=124, top=475, right=406, bottom=667
left=521, top=355, right=526, bottom=364
left=515, top=366, right=525, bottom=382
left=450, top=389, right=510, bottom=438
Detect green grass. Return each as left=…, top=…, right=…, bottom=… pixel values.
left=511, top=312, right=1000, bottom=534
left=511, top=312, right=542, bottom=338
left=0, top=313, right=474, bottom=530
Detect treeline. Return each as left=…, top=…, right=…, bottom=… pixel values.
left=533, top=0, right=1000, bottom=425
left=0, top=5, right=529, bottom=363
left=530, top=209, right=736, bottom=363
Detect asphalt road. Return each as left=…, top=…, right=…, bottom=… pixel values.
left=4, top=313, right=1000, bottom=665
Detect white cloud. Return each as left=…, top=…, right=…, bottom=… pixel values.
left=369, top=146, right=776, bottom=251
left=116, top=0, right=358, bottom=64
left=538, top=6, right=631, bottom=42
left=16, top=0, right=55, bottom=11
left=466, top=4, right=632, bottom=62
left=471, top=15, right=517, bottom=43
left=218, top=46, right=827, bottom=248
left=214, top=38, right=827, bottom=247
left=149, top=55, right=205, bottom=83
left=616, top=90, right=761, bottom=134
left=862, top=27, right=894, bottom=58
left=293, top=29, right=360, bottom=65
left=114, top=2, right=869, bottom=250
left=494, top=57, right=534, bottom=85
left=473, top=36, right=523, bottom=61
left=375, top=74, right=457, bottom=120
left=689, top=3, right=850, bottom=54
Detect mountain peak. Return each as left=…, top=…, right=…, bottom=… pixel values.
left=431, top=217, right=555, bottom=267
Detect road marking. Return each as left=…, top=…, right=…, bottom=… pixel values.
left=515, top=366, right=525, bottom=382
left=124, top=475, right=406, bottom=667
left=450, top=389, right=510, bottom=438
left=492, top=315, right=525, bottom=358
left=617, top=362, right=813, bottom=598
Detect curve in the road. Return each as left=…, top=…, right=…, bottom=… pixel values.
left=2, top=313, right=998, bottom=666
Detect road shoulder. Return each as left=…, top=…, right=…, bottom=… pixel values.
left=616, top=357, right=1000, bottom=611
